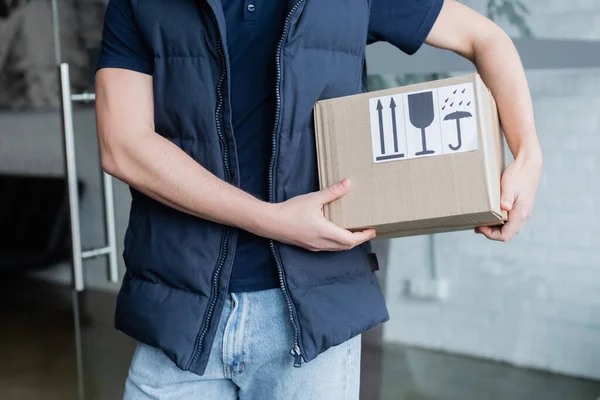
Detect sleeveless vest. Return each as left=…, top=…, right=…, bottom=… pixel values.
left=117, top=0, right=388, bottom=375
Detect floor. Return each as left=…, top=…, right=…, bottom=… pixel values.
left=1, top=277, right=599, bottom=400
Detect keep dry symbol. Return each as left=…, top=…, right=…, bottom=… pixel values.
left=444, top=110, right=472, bottom=151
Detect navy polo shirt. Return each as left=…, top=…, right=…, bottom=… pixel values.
left=221, top=0, right=285, bottom=293
left=98, top=0, right=443, bottom=293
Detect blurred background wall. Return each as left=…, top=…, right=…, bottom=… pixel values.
left=0, top=0, right=105, bottom=110
left=0, top=0, right=126, bottom=292
left=382, top=0, right=600, bottom=381
left=0, top=109, right=130, bottom=291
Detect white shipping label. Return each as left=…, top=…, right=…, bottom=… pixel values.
left=368, top=83, right=479, bottom=164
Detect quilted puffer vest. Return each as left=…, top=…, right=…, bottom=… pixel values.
left=117, top=0, right=388, bottom=375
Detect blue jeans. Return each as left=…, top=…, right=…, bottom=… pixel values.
left=123, top=288, right=361, bottom=399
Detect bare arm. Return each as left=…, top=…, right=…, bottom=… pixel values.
left=95, top=68, right=375, bottom=251
left=425, top=0, right=543, bottom=241
left=96, top=68, right=270, bottom=230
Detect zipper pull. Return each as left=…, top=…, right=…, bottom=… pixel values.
left=290, top=346, right=303, bottom=368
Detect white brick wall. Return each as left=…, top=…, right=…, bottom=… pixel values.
left=382, top=1, right=600, bottom=381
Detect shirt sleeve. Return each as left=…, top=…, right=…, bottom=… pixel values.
left=368, top=0, right=444, bottom=55
left=96, top=0, right=153, bottom=75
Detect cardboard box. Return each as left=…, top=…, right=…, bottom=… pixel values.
left=314, top=74, right=507, bottom=239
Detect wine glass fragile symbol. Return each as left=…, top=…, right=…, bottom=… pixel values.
left=407, top=92, right=435, bottom=156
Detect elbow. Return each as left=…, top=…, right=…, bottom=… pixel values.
left=98, top=132, right=125, bottom=179
left=488, top=26, right=514, bottom=49
left=100, top=152, right=119, bottom=177
left=472, top=25, right=514, bottom=63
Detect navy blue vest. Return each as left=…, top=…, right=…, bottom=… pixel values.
left=117, top=0, right=388, bottom=375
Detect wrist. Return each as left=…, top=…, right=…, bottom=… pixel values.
left=240, top=199, right=280, bottom=239
left=513, top=140, right=542, bottom=168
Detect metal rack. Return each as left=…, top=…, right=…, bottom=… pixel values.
left=53, top=0, right=120, bottom=395
left=50, top=0, right=121, bottom=396
left=59, top=63, right=116, bottom=293
left=59, top=62, right=119, bottom=400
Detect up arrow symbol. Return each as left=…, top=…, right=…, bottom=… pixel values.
left=389, top=97, right=401, bottom=154
left=376, top=100, right=386, bottom=155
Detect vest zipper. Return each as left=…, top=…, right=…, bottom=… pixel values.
left=269, top=0, right=307, bottom=368
left=187, top=5, right=232, bottom=371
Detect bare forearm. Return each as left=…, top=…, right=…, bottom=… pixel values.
left=95, top=68, right=372, bottom=252
left=102, top=129, right=273, bottom=234
left=472, top=30, right=541, bottom=162
left=425, top=0, right=541, bottom=163
left=470, top=25, right=542, bottom=241
left=422, top=0, right=542, bottom=241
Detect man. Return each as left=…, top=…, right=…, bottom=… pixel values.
left=96, top=0, right=542, bottom=398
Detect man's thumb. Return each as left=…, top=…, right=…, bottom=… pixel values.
left=500, top=182, right=516, bottom=212
left=320, top=178, right=351, bottom=204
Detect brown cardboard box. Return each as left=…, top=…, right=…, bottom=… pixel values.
left=314, top=74, right=507, bottom=239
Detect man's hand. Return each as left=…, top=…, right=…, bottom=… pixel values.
left=425, top=0, right=543, bottom=242
left=96, top=68, right=371, bottom=252
left=97, top=69, right=373, bottom=253
left=262, top=179, right=376, bottom=252
left=476, top=153, right=542, bottom=242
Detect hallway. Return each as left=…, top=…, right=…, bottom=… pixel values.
left=1, top=277, right=599, bottom=400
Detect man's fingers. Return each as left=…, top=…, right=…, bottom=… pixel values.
left=317, top=178, right=351, bottom=205
left=476, top=225, right=506, bottom=242
left=349, top=228, right=377, bottom=246
left=476, top=206, right=527, bottom=242
left=500, top=218, right=521, bottom=242
left=477, top=224, right=515, bottom=242
left=322, top=224, right=376, bottom=250
left=316, top=231, right=376, bottom=251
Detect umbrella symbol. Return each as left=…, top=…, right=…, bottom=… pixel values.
left=444, top=110, right=472, bottom=151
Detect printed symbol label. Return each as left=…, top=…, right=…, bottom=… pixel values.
left=369, top=95, right=407, bottom=162
left=369, top=83, right=479, bottom=163
left=404, top=90, right=443, bottom=158
left=438, top=83, right=478, bottom=154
